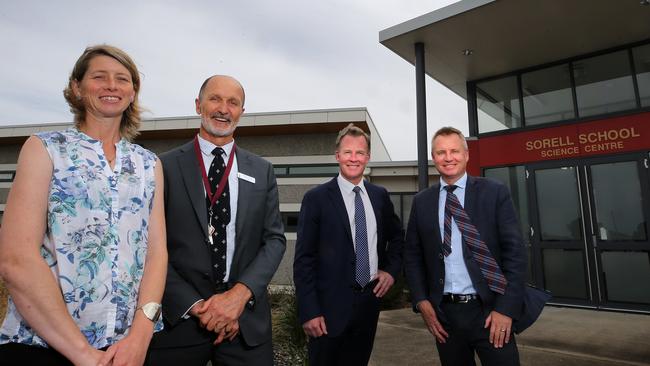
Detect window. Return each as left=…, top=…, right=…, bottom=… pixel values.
left=273, top=164, right=339, bottom=177
left=574, top=50, right=636, bottom=117
left=633, top=43, right=650, bottom=108
left=484, top=166, right=529, bottom=240
left=590, top=161, right=646, bottom=241
left=0, top=171, right=15, bottom=182
left=535, top=167, right=582, bottom=241
left=601, top=251, right=650, bottom=304
left=288, top=165, right=339, bottom=176
left=389, top=192, right=415, bottom=229
left=274, top=167, right=288, bottom=176
left=470, top=41, right=650, bottom=135
left=522, top=64, right=575, bottom=125
left=477, top=76, right=522, bottom=133
left=542, top=248, right=588, bottom=299
left=281, top=212, right=299, bottom=232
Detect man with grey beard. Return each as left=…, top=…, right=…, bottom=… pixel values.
left=147, top=75, right=286, bottom=366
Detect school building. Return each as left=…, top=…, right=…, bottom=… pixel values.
left=380, top=0, right=650, bottom=312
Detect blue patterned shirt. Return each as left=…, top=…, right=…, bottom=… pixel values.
left=0, top=128, right=161, bottom=349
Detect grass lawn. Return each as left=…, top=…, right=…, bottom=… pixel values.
left=0, top=280, right=7, bottom=323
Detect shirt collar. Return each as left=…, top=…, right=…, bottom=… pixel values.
left=197, top=134, right=235, bottom=158
left=439, top=172, right=468, bottom=192
left=337, top=173, right=365, bottom=194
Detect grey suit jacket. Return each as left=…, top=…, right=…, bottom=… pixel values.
left=151, top=139, right=286, bottom=348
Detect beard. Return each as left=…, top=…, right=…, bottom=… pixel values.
left=200, top=113, right=238, bottom=138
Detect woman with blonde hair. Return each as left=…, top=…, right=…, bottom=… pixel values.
left=0, top=45, right=167, bottom=365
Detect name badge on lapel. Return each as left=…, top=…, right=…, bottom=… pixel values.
left=237, top=172, right=256, bottom=184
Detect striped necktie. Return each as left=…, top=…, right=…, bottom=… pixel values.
left=444, top=185, right=507, bottom=294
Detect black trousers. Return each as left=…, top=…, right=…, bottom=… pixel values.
left=0, top=343, right=72, bottom=365
left=0, top=343, right=114, bottom=365
left=146, top=335, right=272, bottom=366
left=436, top=300, right=520, bottom=366
left=307, top=288, right=380, bottom=366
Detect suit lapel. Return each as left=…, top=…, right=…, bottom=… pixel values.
left=365, top=182, right=382, bottom=225
left=327, top=178, right=353, bottom=242
left=235, top=148, right=252, bottom=241
left=464, top=175, right=478, bottom=224
left=365, top=182, right=383, bottom=246
left=430, top=183, right=443, bottom=246
left=178, top=141, right=208, bottom=236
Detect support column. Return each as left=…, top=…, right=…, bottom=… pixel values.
left=415, top=42, right=428, bottom=191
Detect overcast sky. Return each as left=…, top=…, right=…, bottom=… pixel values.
left=0, top=0, right=467, bottom=161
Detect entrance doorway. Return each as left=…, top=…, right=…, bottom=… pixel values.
left=528, top=153, right=650, bottom=312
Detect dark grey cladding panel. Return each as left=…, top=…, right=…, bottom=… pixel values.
left=236, top=133, right=337, bottom=156
left=0, top=188, right=9, bottom=203
left=0, top=145, right=21, bottom=164
left=278, top=185, right=318, bottom=204
left=136, top=139, right=192, bottom=155
left=133, top=133, right=337, bottom=157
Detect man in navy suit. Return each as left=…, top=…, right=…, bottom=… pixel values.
left=405, top=126, right=526, bottom=366
left=293, top=123, right=404, bottom=366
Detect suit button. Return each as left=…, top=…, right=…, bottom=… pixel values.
left=439, top=279, right=444, bottom=285
left=439, top=253, right=444, bottom=260
left=202, top=272, right=210, bottom=279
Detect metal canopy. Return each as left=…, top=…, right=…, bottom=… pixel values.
left=379, top=0, right=650, bottom=100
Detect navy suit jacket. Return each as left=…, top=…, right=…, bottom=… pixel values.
left=293, top=177, right=404, bottom=337
left=405, top=175, right=526, bottom=321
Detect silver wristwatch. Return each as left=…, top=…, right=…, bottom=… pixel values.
left=137, top=302, right=162, bottom=322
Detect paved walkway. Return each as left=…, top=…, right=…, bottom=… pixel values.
left=370, top=306, right=650, bottom=365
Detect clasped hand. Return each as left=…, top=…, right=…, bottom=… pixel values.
left=192, top=285, right=250, bottom=345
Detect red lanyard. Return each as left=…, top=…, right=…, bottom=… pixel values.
left=193, top=136, right=236, bottom=209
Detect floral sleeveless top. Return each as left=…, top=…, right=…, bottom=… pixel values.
left=0, top=128, right=161, bottom=349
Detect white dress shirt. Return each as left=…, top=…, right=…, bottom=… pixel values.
left=337, top=174, right=379, bottom=281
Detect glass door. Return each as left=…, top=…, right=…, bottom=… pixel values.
left=528, top=153, right=650, bottom=311
left=529, top=164, right=593, bottom=306
left=584, top=155, right=650, bottom=311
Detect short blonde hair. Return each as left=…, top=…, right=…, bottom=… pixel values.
left=431, top=126, right=468, bottom=153
left=63, top=45, right=142, bottom=141
left=335, top=123, right=371, bottom=152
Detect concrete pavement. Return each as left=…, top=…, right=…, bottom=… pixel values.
left=370, top=306, right=650, bottom=365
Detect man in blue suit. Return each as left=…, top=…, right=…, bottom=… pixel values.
left=294, top=123, right=404, bottom=366
left=405, top=127, right=526, bottom=366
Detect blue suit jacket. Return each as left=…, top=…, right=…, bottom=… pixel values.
left=405, top=175, right=526, bottom=321
left=293, top=177, right=404, bottom=337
